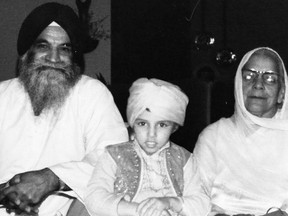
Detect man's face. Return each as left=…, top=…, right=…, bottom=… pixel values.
left=242, top=54, right=284, bottom=118
left=31, top=25, right=73, bottom=66
left=19, top=25, right=81, bottom=116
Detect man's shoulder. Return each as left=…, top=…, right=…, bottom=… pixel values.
left=73, top=75, right=110, bottom=96
left=0, top=78, right=22, bottom=94
left=76, top=75, right=107, bottom=89
left=0, top=77, right=19, bottom=86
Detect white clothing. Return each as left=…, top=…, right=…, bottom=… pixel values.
left=85, top=141, right=208, bottom=216
left=0, top=75, right=129, bottom=216
left=135, top=142, right=176, bottom=203
left=194, top=47, right=288, bottom=216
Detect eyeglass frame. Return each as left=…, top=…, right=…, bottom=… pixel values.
left=241, top=68, right=282, bottom=85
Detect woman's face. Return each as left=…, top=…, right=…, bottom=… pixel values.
left=242, top=54, right=284, bottom=118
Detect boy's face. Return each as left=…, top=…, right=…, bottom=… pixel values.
left=133, top=110, right=177, bottom=155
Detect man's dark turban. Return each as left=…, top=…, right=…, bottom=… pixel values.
left=17, top=2, right=84, bottom=56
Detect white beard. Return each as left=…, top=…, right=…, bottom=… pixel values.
left=18, top=54, right=81, bottom=116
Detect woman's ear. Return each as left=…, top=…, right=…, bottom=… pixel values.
left=277, top=86, right=285, bottom=104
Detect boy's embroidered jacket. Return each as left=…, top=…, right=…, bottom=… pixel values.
left=106, top=141, right=191, bottom=200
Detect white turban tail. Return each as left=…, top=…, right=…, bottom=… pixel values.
left=127, top=78, right=189, bottom=127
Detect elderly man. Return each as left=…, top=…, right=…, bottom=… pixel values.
left=0, top=2, right=128, bottom=216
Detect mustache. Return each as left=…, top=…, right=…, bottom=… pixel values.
left=36, top=65, right=65, bottom=73
left=33, top=63, right=72, bottom=78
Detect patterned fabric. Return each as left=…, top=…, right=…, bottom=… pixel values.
left=106, top=141, right=191, bottom=200
left=136, top=143, right=175, bottom=202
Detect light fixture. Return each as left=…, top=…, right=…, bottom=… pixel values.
left=194, top=32, right=215, bottom=50
left=192, top=0, right=215, bottom=50
left=216, top=49, right=237, bottom=66
left=215, top=0, right=237, bottom=66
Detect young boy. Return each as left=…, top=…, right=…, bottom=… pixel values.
left=85, top=78, right=206, bottom=216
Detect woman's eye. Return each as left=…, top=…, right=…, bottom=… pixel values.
left=242, top=72, right=255, bottom=81
left=262, top=73, right=278, bottom=84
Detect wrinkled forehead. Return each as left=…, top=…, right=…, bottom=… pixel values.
left=243, top=51, right=283, bottom=75
left=36, top=25, right=71, bottom=44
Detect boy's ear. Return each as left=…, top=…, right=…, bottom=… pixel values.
left=172, top=124, right=179, bottom=133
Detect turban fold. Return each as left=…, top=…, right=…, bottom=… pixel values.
left=17, top=2, right=84, bottom=56
left=127, top=78, right=189, bottom=127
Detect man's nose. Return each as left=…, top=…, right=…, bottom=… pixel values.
left=46, top=48, right=61, bottom=63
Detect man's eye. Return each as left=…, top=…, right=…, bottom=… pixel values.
left=59, top=45, right=72, bottom=54
left=34, top=43, right=49, bottom=50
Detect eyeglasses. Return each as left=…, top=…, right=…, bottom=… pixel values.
left=242, top=68, right=280, bottom=85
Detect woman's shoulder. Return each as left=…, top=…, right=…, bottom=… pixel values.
left=194, top=117, right=235, bottom=152
left=200, top=117, right=234, bottom=136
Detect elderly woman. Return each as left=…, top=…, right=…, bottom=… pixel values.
left=193, top=47, right=288, bottom=216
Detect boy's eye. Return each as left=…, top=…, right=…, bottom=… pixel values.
left=137, top=122, right=146, bottom=126
left=159, top=122, right=169, bottom=128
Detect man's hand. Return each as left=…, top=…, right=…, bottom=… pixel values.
left=0, top=168, right=59, bottom=214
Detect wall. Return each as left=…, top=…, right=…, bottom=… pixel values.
left=111, top=0, right=288, bottom=151
left=0, top=0, right=111, bottom=83
left=2, top=0, right=288, bottom=151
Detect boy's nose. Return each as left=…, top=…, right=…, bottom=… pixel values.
left=148, top=127, right=156, bottom=137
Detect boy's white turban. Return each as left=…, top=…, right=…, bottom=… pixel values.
left=127, top=78, right=189, bottom=127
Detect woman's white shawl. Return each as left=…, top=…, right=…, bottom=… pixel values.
left=194, top=47, right=288, bottom=215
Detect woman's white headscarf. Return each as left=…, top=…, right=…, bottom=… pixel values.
left=234, top=47, right=288, bottom=134
left=207, top=47, right=288, bottom=214
left=127, top=78, right=189, bottom=127
left=193, top=47, right=288, bottom=215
